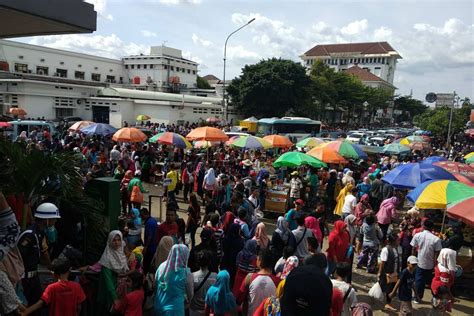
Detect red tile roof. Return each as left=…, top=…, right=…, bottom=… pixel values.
left=202, top=74, right=220, bottom=81
left=304, top=42, right=398, bottom=57
left=344, top=65, right=386, bottom=82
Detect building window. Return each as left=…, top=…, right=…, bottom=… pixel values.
left=182, top=68, right=185, bottom=73
left=164, top=65, right=168, bottom=70
left=119, top=77, right=123, bottom=83
left=137, top=65, right=141, bottom=69
left=131, top=65, right=135, bottom=69
left=74, top=71, right=85, bottom=80
left=106, top=75, right=115, bottom=82
left=144, top=65, right=147, bottom=69
left=36, top=66, right=48, bottom=75
left=382, top=57, right=385, bottom=64
left=187, top=69, right=190, bottom=74
left=55, top=108, right=74, bottom=118
left=150, top=64, right=154, bottom=69
left=125, top=65, right=129, bottom=69
left=176, top=67, right=180, bottom=72
left=14, top=63, right=28, bottom=73
left=192, top=70, right=196, bottom=74
left=91, top=73, right=101, bottom=81
left=56, top=68, right=67, bottom=77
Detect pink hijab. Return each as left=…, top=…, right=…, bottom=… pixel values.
left=253, top=222, right=269, bottom=249
left=305, top=216, right=323, bottom=245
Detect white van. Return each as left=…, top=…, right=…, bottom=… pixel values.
left=8, top=120, right=57, bottom=141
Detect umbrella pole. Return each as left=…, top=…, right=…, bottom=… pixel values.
left=441, top=208, right=447, bottom=233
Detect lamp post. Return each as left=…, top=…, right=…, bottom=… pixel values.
left=222, top=17, right=255, bottom=122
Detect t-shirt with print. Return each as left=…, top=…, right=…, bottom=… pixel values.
left=397, top=269, right=415, bottom=302
left=41, top=280, right=86, bottom=316
left=410, top=230, right=442, bottom=270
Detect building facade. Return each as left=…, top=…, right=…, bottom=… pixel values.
left=0, top=40, right=239, bottom=125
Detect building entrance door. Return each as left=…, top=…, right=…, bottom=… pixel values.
left=92, top=106, right=109, bottom=123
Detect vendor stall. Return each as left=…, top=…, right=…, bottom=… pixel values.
left=264, top=186, right=288, bottom=214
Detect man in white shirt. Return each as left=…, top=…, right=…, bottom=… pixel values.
left=332, top=263, right=357, bottom=316
left=341, top=187, right=358, bottom=220
left=410, top=219, right=442, bottom=302
left=292, top=214, right=314, bottom=261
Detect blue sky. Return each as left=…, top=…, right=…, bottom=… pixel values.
left=15, top=0, right=474, bottom=102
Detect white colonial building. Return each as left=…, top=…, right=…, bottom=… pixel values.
left=0, top=40, right=239, bottom=126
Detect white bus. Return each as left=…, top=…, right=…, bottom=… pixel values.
left=257, top=117, right=322, bottom=142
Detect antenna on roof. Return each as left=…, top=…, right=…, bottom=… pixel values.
left=162, top=40, right=168, bottom=47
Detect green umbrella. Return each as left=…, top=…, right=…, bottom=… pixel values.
left=382, top=143, right=411, bottom=155
left=466, top=156, right=474, bottom=164
left=148, top=132, right=164, bottom=143
left=273, top=151, right=327, bottom=168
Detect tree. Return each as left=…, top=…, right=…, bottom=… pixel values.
left=414, top=104, right=471, bottom=139
left=196, top=76, right=211, bottom=89
left=227, top=58, right=312, bottom=117
left=393, top=96, right=428, bottom=123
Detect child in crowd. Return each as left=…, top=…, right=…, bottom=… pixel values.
left=22, top=257, right=86, bottom=316
left=113, top=271, right=145, bottom=316
left=389, top=256, right=420, bottom=316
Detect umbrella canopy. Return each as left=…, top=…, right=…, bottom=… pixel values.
left=0, top=121, right=11, bottom=128
left=186, top=127, right=228, bottom=141
left=451, top=173, right=474, bottom=187
left=409, top=141, right=431, bottom=151
left=273, top=151, right=327, bottom=168
left=464, top=152, right=474, bottom=160
left=423, top=156, right=447, bottom=164
left=407, top=180, right=474, bottom=209
left=68, top=120, right=93, bottom=132
left=465, top=152, right=474, bottom=164
left=8, top=107, right=27, bottom=116
left=447, top=197, right=474, bottom=226
left=296, top=137, right=326, bottom=148
left=136, top=114, right=151, bottom=121
left=400, top=135, right=426, bottom=145
left=382, top=143, right=410, bottom=155
left=318, top=140, right=368, bottom=160
left=263, top=135, right=293, bottom=148
left=231, top=135, right=272, bottom=150
left=433, top=161, right=474, bottom=180
left=225, top=135, right=241, bottom=146
left=112, top=127, right=147, bottom=142
left=149, top=132, right=191, bottom=149
left=359, top=145, right=383, bottom=155
left=307, top=146, right=348, bottom=164
left=80, top=123, right=117, bottom=136
left=194, top=140, right=220, bottom=149
left=382, top=162, right=457, bottom=189
left=206, top=117, right=221, bottom=123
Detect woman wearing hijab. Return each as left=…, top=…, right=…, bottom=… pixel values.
left=334, top=183, right=354, bottom=218
left=205, top=270, right=237, bottom=316
left=154, top=244, right=193, bottom=316
left=431, top=248, right=457, bottom=297
left=253, top=222, right=270, bottom=249
left=344, top=214, right=357, bottom=283
left=221, top=224, right=244, bottom=287
left=232, top=240, right=259, bottom=296
left=253, top=279, right=286, bottom=316
left=342, top=170, right=355, bottom=186
left=151, top=236, right=175, bottom=273
left=280, top=256, right=299, bottom=279
left=271, top=217, right=296, bottom=262
left=194, top=160, right=205, bottom=201
left=376, top=196, right=398, bottom=241
left=120, top=170, right=133, bottom=215
left=305, top=216, right=323, bottom=247
left=356, top=177, right=372, bottom=198
left=326, top=220, right=350, bottom=276
left=203, top=167, right=217, bottom=199
left=221, top=211, right=236, bottom=235
left=97, top=230, right=129, bottom=311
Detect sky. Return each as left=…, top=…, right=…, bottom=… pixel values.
left=12, top=0, right=474, bottom=102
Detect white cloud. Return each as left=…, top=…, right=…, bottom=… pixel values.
left=373, top=26, right=393, bottom=41
left=192, top=33, right=213, bottom=47
left=340, top=19, right=368, bottom=35
left=85, top=0, right=113, bottom=21
left=182, top=51, right=203, bottom=65
left=158, top=0, right=201, bottom=5
left=28, top=34, right=147, bottom=59
left=226, top=45, right=260, bottom=61
left=141, top=30, right=157, bottom=38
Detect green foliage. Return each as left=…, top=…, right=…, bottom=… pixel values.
left=394, top=96, right=428, bottom=122
left=227, top=58, right=312, bottom=117
left=414, top=104, right=471, bottom=139
left=196, top=76, right=212, bottom=89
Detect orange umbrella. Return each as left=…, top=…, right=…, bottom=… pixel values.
left=263, top=135, right=293, bottom=148
left=68, top=120, right=93, bottom=131
left=307, top=145, right=348, bottom=164
left=9, top=107, right=27, bottom=116
left=186, top=127, right=228, bottom=141
left=112, top=127, right=147, bottom=142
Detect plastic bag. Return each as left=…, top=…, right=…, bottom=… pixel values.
left=368, top=282, right=384, bottom=302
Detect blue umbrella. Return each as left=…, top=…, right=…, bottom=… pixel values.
left=423, top=156, right=448, bottom=164
left=80, top=123, right=117, bottom=136
left=382, top=162, right=457, bottom=189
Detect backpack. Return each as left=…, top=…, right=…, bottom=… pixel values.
left=351, top=302, right=373, bottom=316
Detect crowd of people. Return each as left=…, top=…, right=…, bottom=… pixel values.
left=0, top=121, right=473, bottom=316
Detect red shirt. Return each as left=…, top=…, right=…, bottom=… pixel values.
left=331, top=287, right=343, bottom=316
left=156, top=222, right=179, bottom=244
left=431, top=265, right=454, bottom=294
left=41, top=280, right=86, bottom=316
left=114, top=289, right=144, bottom=316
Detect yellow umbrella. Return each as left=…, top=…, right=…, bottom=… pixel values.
left=136, top=114, right=151, bottom=121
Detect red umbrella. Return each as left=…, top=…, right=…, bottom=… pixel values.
left=451, top=173, right=474, bottom=187
left=448, top=197, right=474, bottom=226
left=434, top=161, right=474, bottom=180
left=0, top=122, right=11, bottom=128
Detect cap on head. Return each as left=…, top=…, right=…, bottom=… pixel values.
left=295, top=199, right=305, bottom=206
left=407, top=255, right=418, bottom=265
left=35, top=202, right=61, bottom=219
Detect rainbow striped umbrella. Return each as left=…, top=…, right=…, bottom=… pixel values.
left=194, top=140, right=220, bottom=149
left=318, top=139, right=368, bottom=160
left=447, top=197, right=474, bottom=226
left=296, top=137, right=326, bottom=148
left=407, top=180, right=474, bottom=209
left=399, top=135, right=426, bottom=145
left=231, top=135, right=272, bottom=150
left=465, top=152, right=474, bottom=164
left=148, top=132, right=191, bottom=149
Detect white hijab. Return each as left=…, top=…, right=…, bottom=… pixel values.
left=204, top=168, right=216, bottom=186
left=98, top=230, right=129, bottom=273
left=437, top=248, right=457, bottom=273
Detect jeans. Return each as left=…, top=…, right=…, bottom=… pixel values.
left=415, top=267, right=433, bottom=301
left=326, top=260, right=336, bottom=277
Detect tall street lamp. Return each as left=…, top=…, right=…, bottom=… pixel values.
left=222, top=17, right=255, bottom=122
